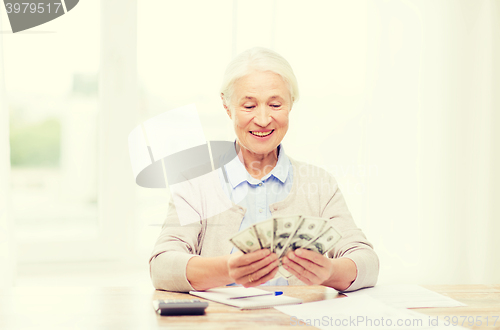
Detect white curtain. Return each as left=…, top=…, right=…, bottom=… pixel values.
left=0, top=11, right=15, bottom=288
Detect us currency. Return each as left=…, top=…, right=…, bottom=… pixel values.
left=278, top=216, right=327, bottom=278
left=302, top=226, right=342, bottom=255
left=273, top=215, right=301, bottom=258
left=280, top=216, right=327, bottom=257
left=229, top=226, right=261, bottom=254
left=253, top=219, right=273, bottom=249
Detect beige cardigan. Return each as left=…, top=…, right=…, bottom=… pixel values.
left=150, top=158, right=379, bottom=292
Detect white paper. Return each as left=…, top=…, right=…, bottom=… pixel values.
left=344, top=284, right=466, bottom=309
left=189, top=287, right=302, bottom=310
left=275, top=295, right=466, bottom=330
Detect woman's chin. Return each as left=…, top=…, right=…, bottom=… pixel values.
left=238, top=136, right=279, bottom=157
left=246, top=144, right=277, bottom=156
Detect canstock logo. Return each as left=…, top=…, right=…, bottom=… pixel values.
left=128, top=104, right=237, bottom=226
left=3, top=0, right=79, bottom=33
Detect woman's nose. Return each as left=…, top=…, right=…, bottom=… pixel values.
left=253, top=106, right=271, bottom=127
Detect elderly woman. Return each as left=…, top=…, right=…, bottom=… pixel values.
left=150, top=47, right=379, bottom=292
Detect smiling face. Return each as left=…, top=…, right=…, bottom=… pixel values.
left=223, top=70, right=292, bottom=159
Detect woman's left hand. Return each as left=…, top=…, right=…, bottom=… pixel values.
left=281, top=248, right=334, bottom=285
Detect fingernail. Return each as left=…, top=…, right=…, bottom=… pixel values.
left=296, top=249, right=302, bottom=256
left=263, top=249, right=270, bottom=256
left=282, top=257, right=288, bottom=263
left=289, top=253, right=295, bottom=259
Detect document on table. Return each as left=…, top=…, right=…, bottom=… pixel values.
left=275, top=295, right=467, bottom=330
left=343, top=284, right=466, bottom=309
left=189, top=287, right=302, bottom=310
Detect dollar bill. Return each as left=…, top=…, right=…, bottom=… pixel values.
left=302, top=226, right=342, bottom=255
left=272, top=215, right=301, bottom=257
left=228, top=215, right=342, bottom=281
left=280, top=216, right=327, bottom=257
left=229, top=226, right=261, bottom=254
left=253, top=219, right=273, bottom=249
left=278, top=216, right=327, bottom=278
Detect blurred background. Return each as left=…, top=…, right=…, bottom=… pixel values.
left=0, top=0, right=498, bottom=288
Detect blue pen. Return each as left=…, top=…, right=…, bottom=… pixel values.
left=229, top=291, right=283, bottom=299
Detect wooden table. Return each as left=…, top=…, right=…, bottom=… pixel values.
left=0, top=285, right=498, bottom=329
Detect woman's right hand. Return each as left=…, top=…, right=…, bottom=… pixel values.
left=227, top=249, right=279, bottom=287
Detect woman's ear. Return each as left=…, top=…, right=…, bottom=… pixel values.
left=221, top=93, right=232, bottom=119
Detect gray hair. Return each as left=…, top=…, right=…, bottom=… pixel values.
left=220, top=47, right=299, bottom=107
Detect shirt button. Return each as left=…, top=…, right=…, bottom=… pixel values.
left=259, top=208, right=263, bottom=213
left=258, top=183, right=262, bottom=186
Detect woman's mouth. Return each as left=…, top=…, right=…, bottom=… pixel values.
left=250, top=130, right=274, bottom=137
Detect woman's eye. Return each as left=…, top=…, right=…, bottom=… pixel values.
left=244, top=105, right=255, bottom=109
left=271, top=104, right=281, bottom=108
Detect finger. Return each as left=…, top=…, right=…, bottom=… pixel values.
left=256, top=266, right=279, bottom=285
left=282, top=259, right=315, bottom=285
left=232, top=249, right=271, bottom=268
left=235, top=254, right=278, bottom=281
left=250, top=258, right=280, bottom=283
left=245, top=266, right=279, bottom=287
left=282, top=261, right=313, bottom=285
left=282, top=256, right=321, bottom=284
left=288, top=250, right=328, bottom=271
left=293, top=249, right=327, bottom=266
left=232, top=253, right=276, bottom=281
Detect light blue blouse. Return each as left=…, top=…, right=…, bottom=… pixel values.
left=219, top=143, right=293, bottom=286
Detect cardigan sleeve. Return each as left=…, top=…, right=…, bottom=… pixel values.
left=149, top=196, right=203, bottom=292
left=321, top=174, right=379, bottom=292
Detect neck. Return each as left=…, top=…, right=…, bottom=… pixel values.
left=235, top=141, right=278, bottom=180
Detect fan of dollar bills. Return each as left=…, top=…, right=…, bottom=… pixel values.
left=229, top=215, right=342, bottom=279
